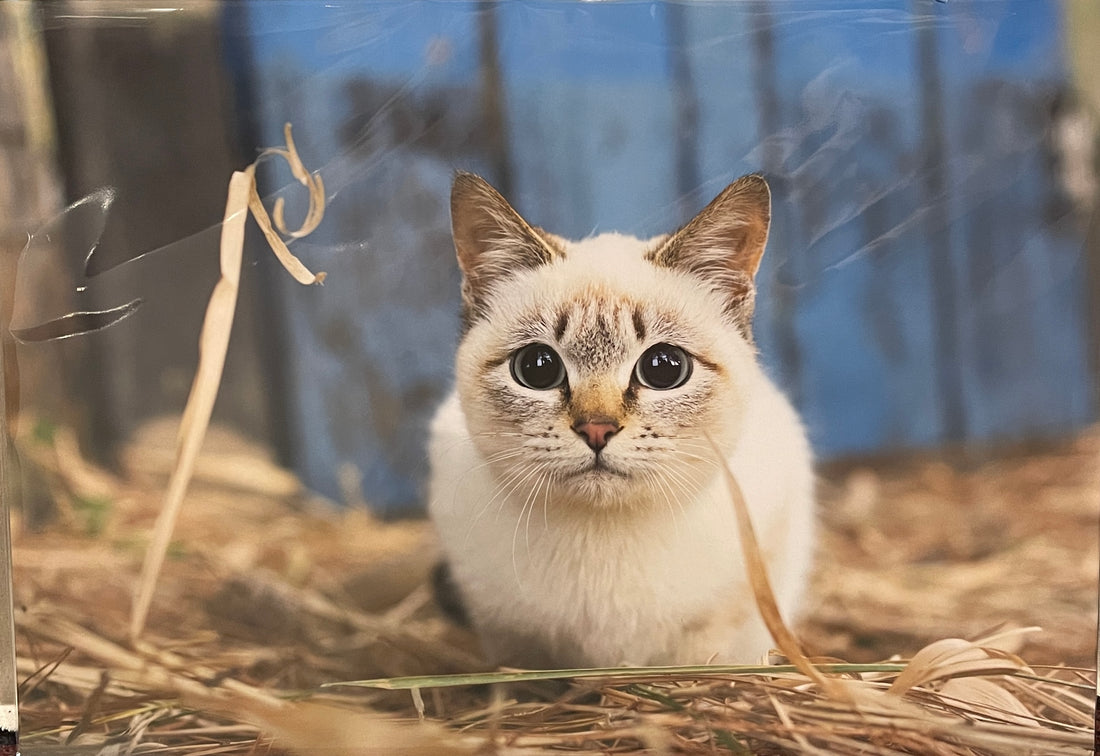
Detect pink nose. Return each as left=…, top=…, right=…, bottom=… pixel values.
left=572, top=418, right=621, bottom=452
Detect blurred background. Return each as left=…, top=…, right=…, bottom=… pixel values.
left=1, top=0, right=1097, bottom=516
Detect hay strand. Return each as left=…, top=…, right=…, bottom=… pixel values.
left=703, top=432, right=850, bottom=702
left=130, top=124, right=326, bottom=640
left=192, top=695, right=474, bottom=756
left=129, top=170, right=250, bottom=641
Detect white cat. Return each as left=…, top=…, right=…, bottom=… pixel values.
left=428, top=173, right=815, bottom=668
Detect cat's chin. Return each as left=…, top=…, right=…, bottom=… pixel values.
left=557, top=462, right=650, bottom=509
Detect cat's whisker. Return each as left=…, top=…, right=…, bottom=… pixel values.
left=437, top=431, right=556, bottom=461
left=448, top=451, right=533, bottom=492
left=435, top=434, right=517, bottom=456
left=514, top=468, right=542, bottom=558
left=664, top=445, right=724, bottom=469
left=659, top=459, right=709, bottom=501
left=487, top=460, right=545, bottom=514
left=639, top=467, right=683, bottom=534
left=541, top=470, right=556, bottom=531
left=510, top=462, right=554, bottom=582
left=467, top=461, right=529, bottom=521
left=447, top=438, right=568, bottom=484
left=523, top=467, right=552, bottom=554
left=464, top=459, right=546, bottom=544
left=527, top=467, right=555, bottom=547
left=437, top=444, right=534, bottom=496
left=651, top=465, right=692, bottom=522
left=641, top=457, right=703, bottom=513
left=470, top=430, right=550, bottom=441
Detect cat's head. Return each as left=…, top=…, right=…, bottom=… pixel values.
left=449, top=173, right=771, bottom=510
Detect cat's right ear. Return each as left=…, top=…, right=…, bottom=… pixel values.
left=647, top=174, right=771, bottom=337
left=451, top=172, right=561, bottom=322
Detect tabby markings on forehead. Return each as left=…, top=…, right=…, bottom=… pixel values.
left=489, top=310, right=567, bottom=349
left=554, top=310, right=569, bottom=343
left=631, top=306, right=646, bottom=342
left=562, top=299, right=636, bottom=374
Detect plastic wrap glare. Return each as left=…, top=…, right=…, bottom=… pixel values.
left=7, top=2, right=1098, bottom=511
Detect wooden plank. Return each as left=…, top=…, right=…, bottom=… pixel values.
left=37, top=2, right=270, bottom=463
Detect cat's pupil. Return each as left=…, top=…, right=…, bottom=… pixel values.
left=511, top=343, right=566, bottom=390
left=635, top=343, right=692, bottom=390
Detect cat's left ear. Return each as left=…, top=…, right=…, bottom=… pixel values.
left=647, top=174, right=771, bottom=335
left=451, top=172, right=562, bottom=324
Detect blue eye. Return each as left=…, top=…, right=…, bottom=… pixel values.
left=634, top=343, right=692, bottom=390
left=511, top=343, right=566, bottom=390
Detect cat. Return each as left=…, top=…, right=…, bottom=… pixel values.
left=428, top=172, right=815, bottom=669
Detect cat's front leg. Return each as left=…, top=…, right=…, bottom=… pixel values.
left=675, top=600, right=774, bottom=665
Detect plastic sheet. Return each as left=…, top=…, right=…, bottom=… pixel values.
left=0, top=1, right=1097, bottom=751
left=7, top=0, right=1094, bottom=510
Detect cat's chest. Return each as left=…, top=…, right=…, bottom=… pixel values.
left=463, top=494, right=745, bottom=666
left=480, top=485, right=740, bottom=619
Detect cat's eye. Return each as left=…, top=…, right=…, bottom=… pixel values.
left=634, top=343, right=692, bottom=390
left=510, top=343, right=567, bottom=390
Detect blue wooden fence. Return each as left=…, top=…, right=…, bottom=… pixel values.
left=226, top=1, right=1096, bottom=512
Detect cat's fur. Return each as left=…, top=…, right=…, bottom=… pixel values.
left=428, top=173, right=815, bottom=668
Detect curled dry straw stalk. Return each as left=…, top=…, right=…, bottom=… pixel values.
left=130, top=123, right=327, bottom=641
left=703, top=432, right=850, bottom=702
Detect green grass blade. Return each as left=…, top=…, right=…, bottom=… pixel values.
left=323, top=662, right=910, bottom=691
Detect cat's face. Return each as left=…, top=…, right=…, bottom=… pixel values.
left=449, top=174, right=771, bottom=511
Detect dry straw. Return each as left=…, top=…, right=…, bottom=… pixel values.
left=13, top=403, right=1097, bottom=755
left=8, top=130, right=1097, bottom=754
left=129, top=123, right=326, bottom=642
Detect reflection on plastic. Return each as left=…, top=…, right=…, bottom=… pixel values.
left=9, top=300, right=142, bottom=343
left=9, top=187, right=143, bottom=343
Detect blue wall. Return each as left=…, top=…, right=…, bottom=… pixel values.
left=227, top=1, right=1095, bottom=511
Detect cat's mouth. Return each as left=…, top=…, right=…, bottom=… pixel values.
left=575, top=457, right=629, bottom=479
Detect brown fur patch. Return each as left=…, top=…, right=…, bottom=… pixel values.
left=554, top=310, right=570, bottom=342
left=567, top=378, right=626, bottom=426
left=631, top=306, right=647, bottom=342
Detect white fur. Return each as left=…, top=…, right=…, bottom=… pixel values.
left=429, top=231, right=815, bottom=668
